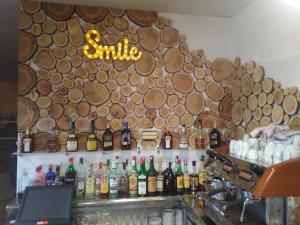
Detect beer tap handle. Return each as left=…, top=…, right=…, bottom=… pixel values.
left=240, top=197, right=261, bottom=222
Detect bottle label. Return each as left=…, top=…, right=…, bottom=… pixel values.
left=104, top=141, right=113, bottom=148
left=177, top=176, right=184, bottom=188
left=191, top=176, right=199, bottom=191
left=76, top=179, right=84, bottom=196
left=122, top=141, right=128, bottom=146
left=157, top=176, right=164, bottom=192
left=199, top=172, right=207, bottom=186
left=95, top=178, right=101, bottom=195
left=179, top=143, right=189, bottom=149
left=148, top=176, right=157, bottom=193
left=138, top=181, right=146, bottom=195
left=65, top=177, right=75, bottom=184
left=110, top=178, right=118, bottom=194
left=184, top=175, right=190, bottom=189
left=165, top=136, right=171, bottom=149
left=85, top=177, right=95, bottom=195
left=23, top=138, right=31, bottom=152
left=100, top=178, right=109, bottom=194
left=195, top=138, right=205, bottom=149
left=67, top=141, right=77, bottom=151
left=129, top=175, right=138, bottom=194
left=87, top=141, right=97, bottom=151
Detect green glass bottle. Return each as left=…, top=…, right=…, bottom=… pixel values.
left=138, top=156, right=147, bottom=197
left=147, top=156, right=158, bottom=196
left=65, top=157, right=76, bottom=187
left=175, top=159, right=184, bottom=195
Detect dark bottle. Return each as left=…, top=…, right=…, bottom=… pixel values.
left=22, top=126, right=33, bottom=153
left=156, top=157, right=164, bottom=196
left=86, top=120, right=97, bottom=151
left=137, top=156, right=147, bottom=197
left=190, top=161, right=199, bottom=195
left=119, top=162, right=129, bottom=198
left=175, top=159, right=184, bottom=195
left=52, top=165, right=63, bottom=185
left=103, top=123, right=113, bottom=150
left=209, top=122, right=221, bottom=149
left=45, top=165, right=56, bottom=186
left=147, top=156, right=158, bottom=196
left=164, top=161, right=175, bottom=195
left=121, top=122, right=131, bottom=150
left=161, top=128, right=172, bottom=150
left=65, top=157, right=76, bottom=186
left=67, top=121, right=78, bottom=152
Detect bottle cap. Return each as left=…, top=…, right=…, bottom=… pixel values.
left=184, top=159, right=188, bottom=165
left=36, top=165, right=42, bottom=172
left=177, top=159, right=181, bottom=164
left=140, top=156, right=145, bottom=163
left=69, top=157, right=73, bottom=163
left=132, top=156, right=136, bottom=160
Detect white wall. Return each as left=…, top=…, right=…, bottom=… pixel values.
left=161, top=13, right=234, bottom=61
left=233, top=0, right=300, bottom=88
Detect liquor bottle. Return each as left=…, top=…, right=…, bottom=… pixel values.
left=175, top=159, right=184, bottom=195
left=45, top=165, right=56, bottom=186
left=22, top=127, right=33, bottom=153
left=47, top=128, right=58, bottom=152
left=137, top=156, right=147, bottom=197
left=209, top=122, right=221, bottom=149
left=65, top=157, right=76, bottom=186
left=121, top=122, right=131, bottom=150
left=179, top=125, right=189, bottom=150
left=85, top=164, right=95, bottom=198
left=190, top=161, right=199, bottom=195
left=76, top=157, right=85, bottom=198
left=164, top=161, right=175, bottom=195
left=147, top=156, right=158, bottom=196
left=161, top=128, right=172, bottom=150
left=156, top=158, right=164, bottom=196
left=119, top=162, right=129, bottom=198
left=67, top=121, right=78, bottom=152
left=198, top=155, right=207, bottom=191
left=183, top=160, right=190, bottom=194
left=52, top=165, right=63, bottom=185
left=100, top=163, right=109, bottom=199
left=32, top=165, right=45, bottom=186
left=86, top=120, right=97, bottom=151
left=103, top=123, right=113, bottom=150
left=95, top=162, right=103, bottom=196
left=128, top=156, right=138, bottom=197
left=18, top=169, right=32, bottom=194
left=195, top=120, right=206, bottom=150
left=109, top=161, right=119, bottom=199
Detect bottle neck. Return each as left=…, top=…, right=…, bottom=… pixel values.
left=149, top=158, right=154, bottom=170
left=131, top=160, right=137, bottom=170
left=176, top=162, right=182, bottom=172
left=184, top=164, right=188, bottom=172
left=140, top=162, right=146, bottom=171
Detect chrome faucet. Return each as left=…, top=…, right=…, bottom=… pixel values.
left=240, top=197, right=261, bottom=222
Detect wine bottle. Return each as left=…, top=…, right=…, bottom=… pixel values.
left=161, top=128, right=172, bottom=150
left=137, top=156, right=147, bottom=197
left=195, top=120, right=206, bottom=150
left=156, top=157, right=164, bottom=196
left=22, top=126, right=33, bottom=153
left=147, top=156, right=158, bottom=196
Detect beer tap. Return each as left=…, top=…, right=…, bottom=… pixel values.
left=240, top=196, right=261, bottom=222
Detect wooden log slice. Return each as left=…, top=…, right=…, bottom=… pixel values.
left=181, top=114, right=194, bottom=127
left=117, top=71, right=129, bottom=86
left=111, top=104, right=126, bottom=119
left=138, top=27, right=159, bottom=51
left=175, top=104, right=186, bottom=116
left=113, top=18, right=128, bottom=31
left=240, top=96, right=248, bottom=109
left=135, top=50, right=155, bottom=76
left=129, top=73, right=141, bottom=86
left=109, top=8, right=125, bottom=17
left=167, top=95, right=178, bottom=107
left=21, top=0, right=41, bottom=14
left=159, top=106, right=170, bottom=118
left=144, top=88, right=167, bottom=109
left=84, top=82, right=109, bottom=105
left=31, top=23, right=42, bottom=36
left=17, top=97, right=38, bottom=132
left=75, top=67, right=88, bottom=79
left=195, top=111, right=225, bottom=128
left=36, top=118, right=55, bottom=131
left=246, top=120, right=259, bottom=134
left=62, top=78, right=74, bottom=89
left=219, top=94, right=232, bottom=121
left=271, top=105, right=284, bottom=124
left=254, top=108, right=263, bottom=121
left=66, top=45, right=77, bottom=57
left=70, top=55, right=82, bottom=68
left=246, top=61, right=255, bottom=74
left=164, top=48, right=184, bottom=73
left=37, top=34, right=52, bottom=47
left=183, top=63, right=194, bottom=73
left=253, top=83, right=262, bottom=96
left=235, top=126, right=245, bottom=140
left=172, top=72, right=194, bottom=93
left=18, top=64, right=36, bottom=96
left=131, top=92, right=143, bottom=105
left=185, top=92, right=205, bottom=115
left=206, top=82, right=224, bottom=101
left=107, top=80, right=117, bottom=91
left=36, top=80, right=51, bottom=96
left=155, top=77, right=166, bottom=88
left=134, top=105, right=147, bottom=117
left=74, top=118, right=89, bottom=131
left=273, top=89, right=284, bottom=104
left=253, top=65, right=265, bottom=83
left=211, top=58, right=233, bottom=82
left=95, top=70, right=108, bottom=83
left=289, top=115, right=300, bottom=130
left=67, top=18, right=84, bottom=47
left=37, top=96, right=51, bottom=108
left=111, top=91, right=120, bottom=103
left=64, top=102, right=75, bottom=116
left=76, top=5, right=107, bottom=23
left=42, top=20, right=56, bottom=34
left=93, top=117, right=107, bottom=130
left=145, top=109, right=156, bottom=119
left=179, top=43, right=189, bottom=55
left=138, top=118, right=153, bottom=129
left=241, top=74, right=253, bottom=96
left=283, top=94, right=298, bottom=115
left=110, top=119, right=123, bottom=131
left=284, top=114, right=290, bottom=125
left=56, top=59, right=71, bottom=74
left=40, top=109, right=49, bottom=117
left=258, top=92, right=267, bottom=107
left=161, top=27, right=179, bottom=48
left=43, top=3, right=74, bottom=20
left=194, top=67, right=206, bottom=79
left=234, top=57, right=241, bottom=68
left=242, top=108, right=252, bottom=124
left=68, top=88, right=83, bottom=103
left=154, top=117, right=165, bottom=129
left=53, top=47, right=65, bottom=59
left=127, top=10, right=157, bottom=27
left=194, top=80, right=205, bottom=92
left=267, top=94, right=274, bottom=105
left=260, top=116, right=271, bottom=127
left=124, top=102, right=134, bottom=113
left=224, top=129, right=234, bottom=141
left=33, top=11, right=45, bottom=24
left=120, top=84, right=132, bottom=97
left=248, top=95, right=258, bottom=111
left=263, top=104, right=272, bottom=116
left=18, top=31, right=37, bottom=62
left=96, top=105, right=110, bottom=117
left=86, top=61, right=98, bottom=74
left=19, top=12, right=33, bottom=30
left=232, top=101, right=243, bottom=125
left=262, top=78, right=274, bottom=94
left=48, top=103, right=63, bottom=120
left=123, top=115, right=137, bottom=128
left=53, top=32, right=68, bottom=47
left=34, top=48, right=55, bottom=69
left=232, top=80, right=241, bottom=101
left=166, top=114, right=180, bottom=128
left=57, top=21, right=67, bottom=31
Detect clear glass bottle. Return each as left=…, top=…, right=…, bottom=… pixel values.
left=45, top=165, right=56, bottom=186
left=22, top=126, right=33, bottom=153
left=76, top=157, right=85, bottom=198
left=67, top=121, right=78, bottom=152
left=147, top=156, right=158, bottom=196
left=128, top=156, right=138, bottom=197
left=195, top=120, right=206, bottom=150
left=85, top=164, right=95, bottom=198
left=179, top=125, right=189, bottom=150
left=52, top=165, right=63, bottom=185
left=121, top=122, right=131, bottom=150
left=209, top=122, right=221, bottom=149
left=156, top=158, right=164, bottom=196
left=103, top=124, right=113, bottom=150
left=109, top=161, right=119, bottom=199
left=175, top=159, right=184, bottom=195
left=119, top=162, right=129, bottom=198
left=100, top=163, right=109, bottom=199
left=183, top=160, right=190, bottom=194
left=95, top=162, right=103, bottom=196
left=190, top=161, right=199, bottom=195
left=198, top=155, right=207, bottom=191
left=138, top=156, right=147, bottom=197
left=161, top=128, right=172, bottom=150
left=86, top=120, right=97, bottom=151
left=18, top=169, right=32, bottom=194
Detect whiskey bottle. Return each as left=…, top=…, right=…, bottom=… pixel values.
left=121, top=122, right=131, bottom=150
left=183, top=160, right=190, bottom=194
left=190, top=161, right=199, bottom=195
left=179, top=125, right=189, bottom=150
left=137, top=156, right=147, bottom=197
left=147, top=156, right=158, bottom=196
left=86, top=120, right=97, bottom=151
left=67, top=121, right=78, bottom=152
left=156, top=157, right=164, bottom=196
left=209, top=122, right=221, bottom=149
left=195, top=120, right=205, bottom=150
left=128, top=156, right=138, bottom=197
left=161, top=128, right=172, bottom=150
left=175, top=159, right=184, bottom=195
left=103, top=124, right=113, bottom=150
left=22, top=126, right=33, bottom=153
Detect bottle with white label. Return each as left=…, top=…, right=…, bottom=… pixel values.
left=179, top=125, right=189, bottom=150
left=85, top=164, right=95, bottom=198
left=22, top=127, right=33, bottom=153
left=162, top=128, right=172, bottom=150
left=76, top=157, right=85, bottom=198
left=138, top=156, right=147, bottom=197
left=67, top=121, right=78, bottom=152
left=109, top=161, right=119, bottom=199
left=156, top=157, right=164, bottom=196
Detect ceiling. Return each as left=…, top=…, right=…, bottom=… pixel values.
left=0, top=0, right=253, bottom=82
